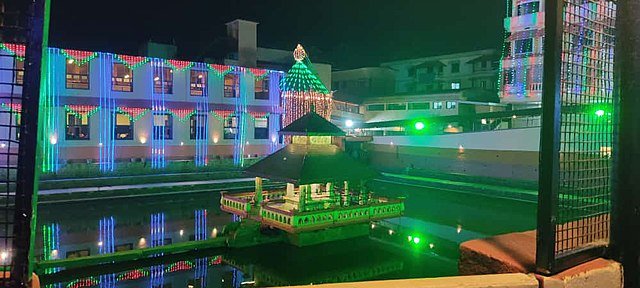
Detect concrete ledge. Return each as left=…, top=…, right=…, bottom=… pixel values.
left=537, top=258, right=622, bottom=288
left=459, top=230, right=536, bottom=275
left=276, top=273, right=538, bottom=288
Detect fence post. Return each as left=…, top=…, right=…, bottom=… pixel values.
left=611, top=0, right=640, bottom=286
left=536, top=0, right=563, bottom=275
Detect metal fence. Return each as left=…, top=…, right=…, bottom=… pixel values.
left=0, top=0, right=48, bottom=286
left=538, top=0, right=617, bottom=274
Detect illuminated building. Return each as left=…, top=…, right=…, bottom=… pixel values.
left=0, top=43, right=284, bottom=172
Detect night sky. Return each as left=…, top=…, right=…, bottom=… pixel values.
left=50, top=0, right=505, bottom=69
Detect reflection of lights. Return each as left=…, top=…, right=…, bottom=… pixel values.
left=138, top=237, right=147, bottom=248
left=448, top=124, right=453, bottom=129
left=241, top=281, right=256, bottom=285
left=388, top=229, right=394, bottom=235
left=345, top=119, right=354, bottom=128
left=188, top=285, right=195, bottom=288
left=457, top=225, right=462, bottom=234
left=179, top=229, right=184, bottom=237
left=458, top=145, right=464, bottom=153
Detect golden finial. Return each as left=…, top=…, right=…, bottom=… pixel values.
left=293, top=44, right=307, bottom=62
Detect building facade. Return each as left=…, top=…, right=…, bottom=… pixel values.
left=0, top=44, right=284, bottom=172
left=381, top=49, right=500, bottom=95
left=499, top=0, right=545, bottom=107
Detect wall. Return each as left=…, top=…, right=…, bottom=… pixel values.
left=367, top=128, right=540, bottom=181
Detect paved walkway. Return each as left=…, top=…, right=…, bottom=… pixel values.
left=39, top=177, right=255, bottom=195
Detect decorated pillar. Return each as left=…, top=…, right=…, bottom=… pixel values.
left=255, top=177, right=263, bottom=206
left=343, top=181, right=350, bottom=207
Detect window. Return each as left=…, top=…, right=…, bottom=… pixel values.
left=153, top=113, right=173, bottom=140
left=433, top=102, right=443, bottom=110
left=66, top=62, right=89, bottom=89
left=224, top=74, right=239, bottom=98
left=15, top=59, right=24, bottom=85
left=255, top=78, right=269, bottom=100
left=154, top=67, right=173, bottom=94
left=66, top=249, right=90, bottom=259
left=451, top=62, right=460, bottom=73
left=112, top=63, right=133, bottom=92
left=224, top=116, right=238, bottom=139
left=451, top=82, right=461, bottom=90
left=481, top=61, right=488, bottom=69
left=115, top=113, right=134, bottom=140
left=481, top=80, right=488, bottom=88
left=115, top=243, right=133, bottom=252
left=503, top=69, right=515, bottom=85
left=408, top=102, right=430, bottom=110
left=254, top=118, right=268, bottom=139
left=65, top=113, right=90, bottom=140
left=190, top=70, right=207, bottom=96
left=446, top=101, right=457, bottom=109
left=514, top=38, right=533, bottom=55
left=517, top=1, right=540, bottom=16
left=385, top=103, right=407, bottom=111
left=189, top=114, right=207, bottom=139
left=367, top=104, right=385, bottom=111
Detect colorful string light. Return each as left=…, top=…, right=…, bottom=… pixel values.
left=167, top=108, right=197, bottom=122
left=116, top=269, right=149, bottom=281
left=114, top=54, right=149, bottom=69
left=64, top=105, right=100, bottom=118
left=0, top=43, right=26, bottom=61
left=165, top=261, right=195, bottom=273
left=61, top=49, right=98, bottom=66
left=66, top=277, right=99, bottom=288
left=98, top=53, right=116, bottom=172
left=164, top=59, right=194, bottom=71
left=151, top=59, right=168, bottom=169
left=208, top=64, right=233, bottom=77
left=116, top=107, right=149, bottom=122
left=280, top=44, right=332, bottom=128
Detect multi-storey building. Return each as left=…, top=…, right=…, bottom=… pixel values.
left=381, top=49, right=500, bottom=95
left=0, top=43, right=284, bottom=172
left=499, top=0, right=545, bottom=108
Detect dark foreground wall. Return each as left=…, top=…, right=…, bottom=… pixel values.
left=366, top=143, right=539, bottom=181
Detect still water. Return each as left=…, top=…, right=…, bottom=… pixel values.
left=36, top=179, right=536, bottom=287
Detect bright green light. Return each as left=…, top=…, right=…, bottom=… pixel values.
left=413, top=237, right=421, bottom=244
left=595, top=110, right=605, bottom=117
left=414, top=122, right=425, bottom=130
left=407, top=236, right=413, bottom=242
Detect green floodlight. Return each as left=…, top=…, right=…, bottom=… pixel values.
left=595, top=109, right=605, bottom=117
left=414, top=122, right=425, bottom=131
left=413, top=237, right=421, bottom=244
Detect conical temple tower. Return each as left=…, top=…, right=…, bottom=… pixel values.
left=280, top=44, right=333, bottom=128
left=220, top=110, right=404, bottom=246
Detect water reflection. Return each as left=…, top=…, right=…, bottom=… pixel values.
left=36, top=180, right=536, bottom=287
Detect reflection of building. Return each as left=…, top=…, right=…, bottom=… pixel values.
left=220, top=111, right=404, bottom=245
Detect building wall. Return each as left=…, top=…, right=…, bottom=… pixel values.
left=367, top=128, right=540, bottom=181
